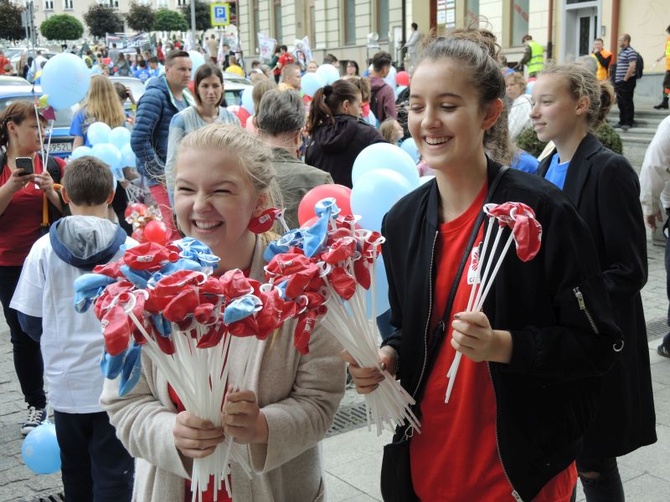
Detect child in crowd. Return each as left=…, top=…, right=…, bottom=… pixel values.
left=345, top=31, right=622, bottom=501
left=101, top=124, right=345, bottom=501
left=11, top=157, right=135, bottom=501
left=379, top=118, right=404, bottom=145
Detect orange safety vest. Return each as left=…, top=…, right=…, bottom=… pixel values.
left=593, top=49, right=612, bottom=81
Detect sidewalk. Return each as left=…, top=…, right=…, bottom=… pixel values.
left=1, top=240, right=669, bottom=501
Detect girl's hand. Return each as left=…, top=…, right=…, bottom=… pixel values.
left=341, top=346, right=398, bottom=395
left=222, top=390, right=268, bottom=444
left=451, top=311, right=512, bottom=364
left=173, top=411, right=225, bottom=459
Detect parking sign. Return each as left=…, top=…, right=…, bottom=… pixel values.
left=211, top=3, right=230, bottom=27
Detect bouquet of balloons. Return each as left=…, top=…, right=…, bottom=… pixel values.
left=264, top=198, right=420, bottom=434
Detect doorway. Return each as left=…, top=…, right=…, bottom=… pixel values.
left=562, top=2, right=600, bottom=62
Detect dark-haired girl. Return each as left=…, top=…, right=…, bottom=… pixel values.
left=305, top=79, right=385, bottom=187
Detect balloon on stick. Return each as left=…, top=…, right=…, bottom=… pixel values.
left=241, top=87, right=254, bottom=115
left=301, top=73, right=326, bottom=98
left=41, top=53, right=90, bottom=110
left=400, top=138, right=420, bottom=163
left=108, top=127, right=131, bottom=149
left=350, top=168, right=414, bottom=232
left=91, top=143, right=122, bottom=171
left=70, top=146, right=92, bottom=160
left=352, top=143, right=420, bottom=187
left=315, top=64, right=340, bottom=85
left=298, top=184, right=352, bottom=226
left=87, top=122, right=112, bottom=146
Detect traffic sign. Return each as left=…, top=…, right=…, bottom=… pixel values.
left=211, top=3, right=231, bottom=27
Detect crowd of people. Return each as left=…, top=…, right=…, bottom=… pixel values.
left=0, top=20, right=669, bottom=502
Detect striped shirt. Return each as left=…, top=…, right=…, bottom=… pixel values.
left=615, top=46, right=637, bottom=82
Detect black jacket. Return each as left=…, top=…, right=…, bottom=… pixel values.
left=305, top=114, right=386, bottom=188
left=538, top=134, right=656, bottom=456
left=381, top=160, right=622, bottom=501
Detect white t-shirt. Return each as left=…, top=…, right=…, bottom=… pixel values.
left=11, top=233, right=132, bottom=413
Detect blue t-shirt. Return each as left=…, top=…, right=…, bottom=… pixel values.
left=511, top=150, right=539, bottom=174
left=69, top=108, right=96, bottom=147
left=544, top=154, right=571, bottom=190
left=134, top=68, right=151, bottom=83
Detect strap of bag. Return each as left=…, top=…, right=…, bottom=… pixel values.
left=41, top=193, right=49, bottom=228
left=412, top=165, right=510, bottom=409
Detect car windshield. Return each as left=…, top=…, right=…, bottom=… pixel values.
left=0, top=97, right=75, bottom=129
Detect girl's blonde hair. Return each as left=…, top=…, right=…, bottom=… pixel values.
left=175, top=123, right=282, bottom=215
left=81, top=75, right=126, bottom=128
left=504, top=71, right=527, bottom=91
left=538, top=62, right=615, bottom=131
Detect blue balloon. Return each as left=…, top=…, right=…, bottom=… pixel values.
left=241, top=86, right=254, bottom=115
left=22, top=422, right=61, bottom=474
left=316, top=64, right=340, bottom=85
left=91, top=143, right=122, bottom=171
left=120, top=143, right=136, bottom=167
left=108, top=126, right=131, bottom=149
left=41, top=53, right=90, bottom=110
left=365, top=255, right=390, bottom=318
left=352, top=143, right=420, bottom=188
left=188, top=50, right=206, bottom=80
left=350, top=168, right=415, bottom=232
left=301, top=72, right=325, bottom=98
left=87, top=122, right=111, bottom=146
left=70, top=146, right=92, bottom=160
left=400, top=137, right=420, bottom=162
left=395, top=85, right=407, bottom=98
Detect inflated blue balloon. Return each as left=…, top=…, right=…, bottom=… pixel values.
left=120, top=143, right=136, bottom=168
left=400, top=137, right=420, bottom=162
left=315, top=64, right=340, bottom=85
left=301, top=72, right=325, bottom=98
left=352, top=143, right=420, bottom=188
left=91, top=143, right=122, bottom=171
left=350, top=168, right=414, bottom=232
left=241, top=87, right=254, bottom=115
left=188, top=50, right=205, bottom=80
left=70, top=146, right=92, bottom=160
left=22, top=422, right=61, bottom=474
left=87, top=122, right=111, bottom=146
left=108, top=126, right=131, bottom=149
left=41, top=53, right=90, bottom=110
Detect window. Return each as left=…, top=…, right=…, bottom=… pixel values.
left=376, top=0, right=389, bottom=41
left=465, top=0, right=479, bottom=27
left=511, top=0, right=529, bottom=46
left=63, top=0, right=73, bottom=9
left=177, top=0, right=186, bottom=5
left=344, top=0, right=356, bottom=46
left=252, top=0, right=261, bottom=52
left=44, top=0, right=54, bottom=10
left=273, top=0, right=283, bottom=42
left=157, top=0, right=168, bottom=8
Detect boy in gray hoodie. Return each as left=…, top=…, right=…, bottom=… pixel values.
left=11, top=157, right=135, bottom=501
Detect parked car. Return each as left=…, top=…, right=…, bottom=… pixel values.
left=0, top=85, right=76, bottom=159
left=109, top=75, right=146, bottom=108
left=0, top=76, right=32, bottom=86
left=222, top=74, right=252, bottom=107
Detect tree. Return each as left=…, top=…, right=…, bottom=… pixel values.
left=40, top=14, right=83, bottom=41
left=84, top=4, right=124, bottom=40
left=180, top=0, right=211, bottom=31
left=153, top=9, right=187, bottom=33
left=0, top=0, right=25, bottom=42
left=126, top=2, right=155, bottom=33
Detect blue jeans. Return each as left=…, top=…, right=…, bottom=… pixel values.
left=0, top=265, right=46, bottom=408
left=576, top=455, right=625, bottom=502
left=54, top=410, right=134, bottom=502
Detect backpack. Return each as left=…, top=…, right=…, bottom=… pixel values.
left=632, top=48, right=644, bottom=79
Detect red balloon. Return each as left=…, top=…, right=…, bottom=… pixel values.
left=297, top=184, right=353, bottom=226
left=143, top=220, right=168, bottom=245
left=396, top=71, right=410, bottom=87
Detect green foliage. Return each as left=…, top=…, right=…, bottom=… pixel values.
left=40, top=14, right=83, bottom=41
left=126, top=2, right=156, bottom=33
left=153, top=9, right=188, bottom=33
left=516, top=124, right=623, bottom=159
left=595, top=123, right=623, bottom=154
left=84, top=4, right=124, bottom=40
left=0, top=0, right=25, bottom=42
left=180, top=0, right=211, bottom=31
left=515, top=126, right=548, bottom=159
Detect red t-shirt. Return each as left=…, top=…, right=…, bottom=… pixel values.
left=274, top=52, right=295, bottom=75
left=0, top=155, right=65, bottom=266
left=410, top=184, right=576, bottom=501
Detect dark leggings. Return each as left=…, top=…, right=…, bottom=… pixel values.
left=0, top=265, right=46, bottom=408
left=576, top=455, right=625, bottom=502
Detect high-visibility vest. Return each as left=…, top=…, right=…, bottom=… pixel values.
left=665, top=36, right=670, bottom=71
left=527, top=40, right=544, bottom=74
left=593, top=49, right=612, bottom=81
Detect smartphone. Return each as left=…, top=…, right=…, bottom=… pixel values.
left=15, top=157, right=34, bottom=176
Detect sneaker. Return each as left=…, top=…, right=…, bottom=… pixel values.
left=21, top=406, right=47, bottom=436
left=621, top=125, right=630, bottom=132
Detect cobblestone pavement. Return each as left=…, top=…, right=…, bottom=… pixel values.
left=0, top=237, right=668, bottom=502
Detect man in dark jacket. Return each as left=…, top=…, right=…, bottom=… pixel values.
left=369, top=51, right=397, bottom=123
left=131, top=49, right=193, bottom=239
